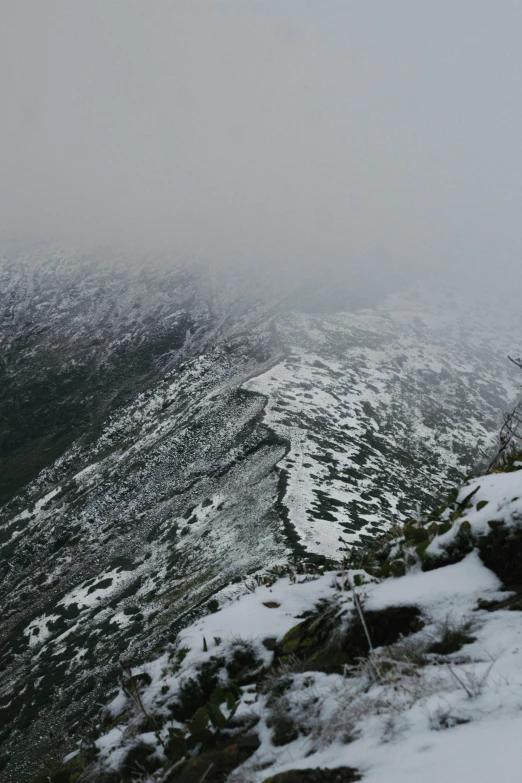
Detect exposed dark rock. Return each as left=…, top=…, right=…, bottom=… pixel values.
left=477, top=524, right=522, bottom=586
left=262, top=767, right=361, bottom=782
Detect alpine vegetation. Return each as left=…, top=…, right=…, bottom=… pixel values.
left=40, top=446, right=522, bottom=783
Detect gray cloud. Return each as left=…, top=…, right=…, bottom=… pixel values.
left=1, top=1, right=521, bottom=289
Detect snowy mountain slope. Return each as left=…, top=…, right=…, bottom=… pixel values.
left=245, top=284, right=522, bottom=557
left=0, top=249, right=521, bottom=781
left=62, top=455, right=522, bottom=783
left=0, top=246, right=206, bottom=502
left=0, top=247, right=291, bottom=780
left=0, top=242, right=282, bottom=503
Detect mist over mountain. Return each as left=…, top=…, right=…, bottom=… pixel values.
left=1, top=1, right=521, bottom=285
left=1, top=1, right=521, bottom=780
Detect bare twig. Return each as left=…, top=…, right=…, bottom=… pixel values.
left=199, top=763, right=214, bottom=782
left=346, top=574, right=382, bottom=680
left=487, top=400, right=522, bottom=471
left=447, top=657, right=497, bottom=699
left=120, top=666, right=165, bottom=748
left=447, top=664, right=473, bottom=698
left=508, top=356, right=522, bottom=371
left=456, top=485, right=480, bottom=510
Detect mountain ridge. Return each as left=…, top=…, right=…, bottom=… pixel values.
left=0, top=249, right=520, bottom=780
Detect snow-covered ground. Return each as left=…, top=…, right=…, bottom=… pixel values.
left=84, top=460, right=522, bottom=783
left=245, top=283, right=521, bottom=557
left=2, top=253, right=522, bottom=781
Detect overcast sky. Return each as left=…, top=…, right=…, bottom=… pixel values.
left=0, top=1, right=520, bottom=287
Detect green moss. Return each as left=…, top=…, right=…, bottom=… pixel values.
left=405, top=527, right=429, bottom=544
left=281, top=624, right=313, bottom=655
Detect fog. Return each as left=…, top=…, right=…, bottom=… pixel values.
left=1, top=1, right=521, bottom=290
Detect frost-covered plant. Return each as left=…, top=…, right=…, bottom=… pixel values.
left=427, top=616, right=476, bottom=656
left=428, top=700, right=470, bottom=731
left=446, top=657, right=498, bottom=699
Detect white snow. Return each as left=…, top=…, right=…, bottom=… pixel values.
left=34, top=486, right=62, bottom=514
left=243, top=285, right=521, bottom=559
left=427, top=470, right=522, bottom=558
left=59, top=568, right=130, bottom=609
left=176, top=573, right=343, bottom=668
left=92, top=524, right=522, bottom=783
left=368, top=551, right=502, bottom=620
left=94, top=726, right=128, bottom=770
left=302, top=714, right=522, bottom=783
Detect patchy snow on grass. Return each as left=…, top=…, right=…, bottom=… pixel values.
left=176, top=573, right=342, bottom=668
left=235, top=561, right=522, bottom=782
left=59, top=568, right=131, bottom=609
left=115, top=465, right=522, bottom=780
left=243, top=285, right=521, bottom=561
left=24, top=614, right=60, bottom=647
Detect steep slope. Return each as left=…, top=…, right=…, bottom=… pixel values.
left=0, top=247, right=290, bottom=781
left=0, top=249, right=520, bottom=781
left=0, top=243, right=281, bottom=504
left=245, top=284, right=521, bottom=556
left=58, top=452, right=522, bottom=783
